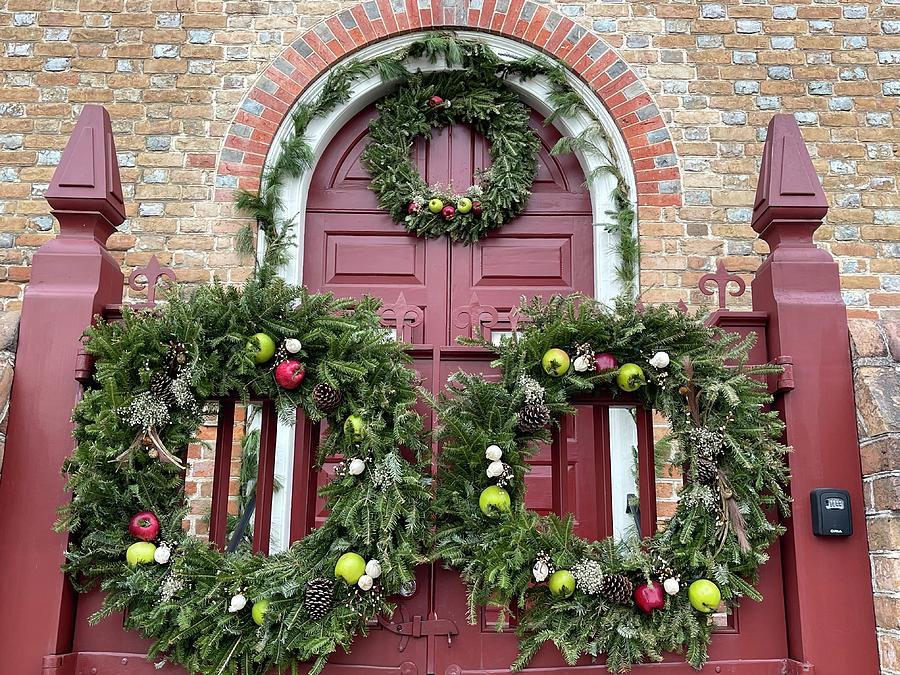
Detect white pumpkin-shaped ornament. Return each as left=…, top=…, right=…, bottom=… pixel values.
left=486, top=461, right=505, bottom=479
left=365, top=559, right=382, bottom=579
left=649, top=351, right=670, bottom=369
left=154, top=543, right=172, bottom=565
left=663, top=577, right=680, bottom=596
left=348, top=458, right=366, bottom=476
left=284, top=338, right=302, bottom=354
left=228, top=592, right=247, bottom=613
left=357, top=574, right=374, bottom=591
left=532, top=559, right=550, bottom=582
left=485, top=444, right=503, bottom=461
left=573, top=354, right=592, bottom=373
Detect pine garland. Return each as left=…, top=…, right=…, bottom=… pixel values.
left=234, top=33, right=639, bottom=288
left=432, top=294, right=790, bottom=671
left=57, top=271, right=432, bottom=675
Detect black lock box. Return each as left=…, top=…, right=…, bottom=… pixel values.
left=810, top=488, right=852, bottom=537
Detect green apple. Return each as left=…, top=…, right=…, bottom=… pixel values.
left=541, top=348, right=571, bottom=377
left=251, top=599, right=269, bottom=626
left=548, top=570, right=576, bottom=598
left=334, top=552, right=367, bottom=585
left=688, top=579, right=721, bottom=613
left=616, top=363, right=646, bottom=392
left=478, top=485, right=511, bottom=517
left=457, top=197, right=473, bottom=214
left=126, top=541, right=157, bottom=566
left=247, top=333, right=276, bottom=364
left=428, top=198, right=444, bottom=214
left=343, top=415, right=366, bottom=442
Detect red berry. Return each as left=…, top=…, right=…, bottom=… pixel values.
left=441, top=205, right=456, bottom=221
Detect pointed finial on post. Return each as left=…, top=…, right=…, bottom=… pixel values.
left=45, top=105, right=125, bottom=241
left=751, top=114, right=828, bottom=251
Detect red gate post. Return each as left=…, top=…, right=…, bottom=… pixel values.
left=750, top=114, right=879, bottom=673
left=0, top=105, right=125, bottom=674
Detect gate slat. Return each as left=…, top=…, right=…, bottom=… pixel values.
left=592, top=405, right=614, bottom=538
left=635, top=406, right=658, bottom=537
left=252, top=400, right=279, bottom=554
left=209, top=399, right=235, bottom=550
left=550, top=415, right=569, bottom=517
left=289, top=410, right=321, bottom=543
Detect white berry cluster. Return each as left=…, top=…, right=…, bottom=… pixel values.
left=518, top=373, right=545, bottom=405
left=572, top=558, right=605, bottom=595
left=120, top=392, right=170, bottom=431
left=688, top=426, right=725, bottom=460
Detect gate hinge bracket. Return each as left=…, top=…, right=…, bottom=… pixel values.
left=773, top=355, right=794, bottom=393
left=378, top=614, right=459, bottom=652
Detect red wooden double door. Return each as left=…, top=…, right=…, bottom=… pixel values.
left=297, top=107, right=789, bottom=674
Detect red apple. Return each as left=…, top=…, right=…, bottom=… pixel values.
left=407, top=202, right=419, bottom=214
left=593, top=352, right=618, bottom=372
left=471, top=200, right=482, bottom=216
left=634, top=581, right=665, bottom=613
left=441, top=205, right=456, bottom=221
left=275, top=360, right=305, bottom=390
left=428, top=95, right=444, bottom=107
left=129, top=511, right=160, bottom=541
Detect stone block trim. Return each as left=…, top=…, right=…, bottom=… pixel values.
left=214, top=1, right=681, bottom=210
left=852, top=319, right=900, bottom=675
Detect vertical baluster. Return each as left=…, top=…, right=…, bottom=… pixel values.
left=635, top=406, right=657, bottom=537
left=209, top=400, right=236, bottom=550
left=252, top=399, right=278, bottom=554
left=290, top=409, right=321, bottom=542
left=593, top=405, right=614, bottom=538
left=550, top=415, right=569, bottom=516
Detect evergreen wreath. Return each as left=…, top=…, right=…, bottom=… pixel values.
left=432, top=294, right=790, bottom=672
left=235, top=33, right=639, bottom=291
left=56, top=266, right=432, bottom=674
left=360, top=70, right=540, bottom=242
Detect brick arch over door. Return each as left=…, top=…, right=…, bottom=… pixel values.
left=214, top=1, right=681, bottom=209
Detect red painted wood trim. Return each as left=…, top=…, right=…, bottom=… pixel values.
left=252, top=400, right=279, bottom=554
left=208, top=399, right=235, bottom=550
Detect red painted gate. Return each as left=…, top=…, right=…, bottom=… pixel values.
left=0, top=105, right=880, bottom=675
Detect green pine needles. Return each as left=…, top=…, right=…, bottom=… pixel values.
left=57, top=271, right=432, bottom=675
left=432, top=294, right=790, bottom=671
left=234, top=33, right=639, bottom=286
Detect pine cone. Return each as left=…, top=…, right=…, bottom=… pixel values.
left=517, top=403, right=550, bottom=432
left=150, top=372, right=176, bottom=407
left=600, top=573, right=633, bottom=604
left=304, top=577, right=334, bottom=619
left=313, top=383, right=342, bottom=413
left=695, top=458, right=718, bottom=484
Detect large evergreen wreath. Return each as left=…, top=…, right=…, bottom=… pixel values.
left=57, top=269, right=432, bottom=674
left=433, top=295, right=790, bottom=671
left=361, top=70, right=540, bottom=242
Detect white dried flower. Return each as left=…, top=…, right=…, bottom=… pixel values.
left=357, top=574, right=374, bottom=591
left=572, top=559, right=605, bottom=595
left=348, top=458, right=366, bottom=476
left=365, top=559, right=382, bottom=579
left=285, top=338, right=302, bottom=354
left=663, top=577, right=680, bottom=596
left=485, top=444, right=503, bottom=461
left=228, top=592, right=247, bottom=613
left=649, top=351, right=670, bottom=369
left=518, top=374, right=545, bottom=405
left=160, top=572, right=183, bottom=602
left=486, top=461, right=505, bottom=478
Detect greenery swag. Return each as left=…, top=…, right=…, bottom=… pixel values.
left=235, top=32, right=640, bottom=293
left=432, top=294, right=790, bottom=671
left=360, top=70, right=540, bottom=242
left=57, top=266, right=432, bottom=674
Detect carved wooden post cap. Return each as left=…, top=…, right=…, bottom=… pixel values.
left=45, top=104, right=126, bottom=228
left=751, top=114, right=828, bottom=243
